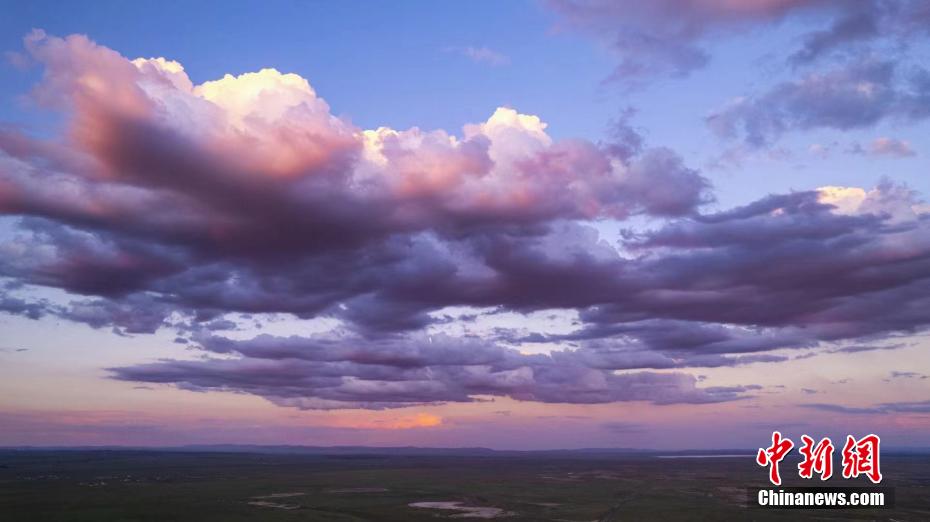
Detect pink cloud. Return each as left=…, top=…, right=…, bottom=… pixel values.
left=868, top=137, right=916, bottom=157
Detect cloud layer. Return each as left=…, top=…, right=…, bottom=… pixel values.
left=2, top=32, right=930, bottom=410
left=110, top=333, right=747, bottom=409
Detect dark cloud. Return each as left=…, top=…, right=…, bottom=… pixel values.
left=59, top=294, right=177, bottom=335
left=6, top=181, right=930, bottom=408
left=0, top=291, right=50, bottom=320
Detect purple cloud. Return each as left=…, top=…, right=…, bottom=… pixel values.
left=549, top=0, right=842, bottom=81
left=110, top=333, right=749, bottom=409
left=550, top=1, right=930, bottom=84
left=707, top=60, right=930, bottom=146
left=801, top=400, right=930, bottom=414
left=2, top=33, right=930, bottom=410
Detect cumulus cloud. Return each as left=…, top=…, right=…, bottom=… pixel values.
left=0, top=32, right=709, bottom=320
left=3, top=32, right=708, bottom=245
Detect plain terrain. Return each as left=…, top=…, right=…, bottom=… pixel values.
left=0, top=449, right=928, bottom=521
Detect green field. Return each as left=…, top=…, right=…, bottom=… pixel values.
left=1, top=450, right=927, bottom=521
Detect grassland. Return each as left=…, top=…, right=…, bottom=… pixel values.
left=0, top=449, right=927, bottom=521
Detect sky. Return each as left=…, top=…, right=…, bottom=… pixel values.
left=0, top=0, right=929, bottom=450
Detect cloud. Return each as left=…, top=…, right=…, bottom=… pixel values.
left=603, top=108, right=645, bottom=161
left=110, top=332, right=750, bottom=409
left=707, top=60, right=930, bottom=146
left=2, top=31, right=709, bottom=241
left=827, top=342, right=909, bottom=354
left=549, top=0, right=840, bottom=81
left=578, top=185, right=930, bottom=350
left=446, top=46, right=510, bottom=66
left=3, top=33, right=930, bottom=410
left=789, top=1, right=930, bottom=66
left=786, top=2, right=879, bottom=66
left=60, top=294, right=178, bottom=335
left=889, top=371, right=928, bottom=380
left=801, top=400, right=930, bottom=415
left=866, top=137, right=917, bottom=157
left=0, top=290, right=49, bottom=320
left=549, top=1, right=930, bottom=83
left=0, top=32, right=709, bottom=326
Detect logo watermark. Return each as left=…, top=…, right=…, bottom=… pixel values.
left=749, top=487, right=894, bottom=509
left=756, top=432, right=882, bottom=485
left=752, top=432, right=891, bottom=510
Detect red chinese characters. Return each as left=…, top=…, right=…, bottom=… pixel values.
left=841, top=434, right=882, bottom=483
left=758, top=432, right=883, bottom=484
left=756, top=431, right=794, bottom=485
left=797, top=435, right=834, bottom=480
